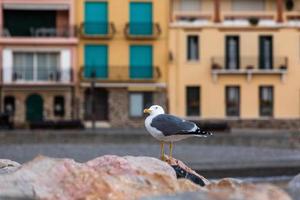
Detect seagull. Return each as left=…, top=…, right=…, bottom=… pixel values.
left=144, top=105, right=212, bottom=161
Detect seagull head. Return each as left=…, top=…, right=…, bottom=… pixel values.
left=144, top=105, right=165, bottom=116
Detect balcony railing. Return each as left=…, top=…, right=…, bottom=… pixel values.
left=1, top=26, right=77, bottom=38
left=172, top=11, right=213, bottom=24
left=79, top=22, right=116, bottom=39
left=79, top=66, right=161, bottom=82
left=222, top=11, right=276, bottom=26
left=124, top=23, right=161, bottom=40
left=3, top=68, right=73, bottom=83
left=211, top=57, right=288, bottom=82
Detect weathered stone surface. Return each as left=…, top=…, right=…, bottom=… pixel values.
left=0, top=155, right=202, bottom=200
left=205, top=178, right=291, bottom=200
left=0, top=159, right=21, bottom=174
left=146, top=178, right=292, bottom=200
left=288, top=173, right=300, bottom=200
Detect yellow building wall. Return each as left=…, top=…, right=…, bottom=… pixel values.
left=169, top=27, right=300, bottom=119
left=76, top=0, right=169, bottom=85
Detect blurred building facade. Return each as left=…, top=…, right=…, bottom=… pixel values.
left=169, top=0, right=300, bottom=129
left=0, top=0, right=78, bottom=127
left=77, top=0, right=168, bottom=128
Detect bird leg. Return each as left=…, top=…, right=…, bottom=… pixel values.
left=160, top=142, right=165, bottom=161
left=169, top=142, right=173, bottom=159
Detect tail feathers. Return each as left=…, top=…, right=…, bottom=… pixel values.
left=194, top=128, right=213, bottom=137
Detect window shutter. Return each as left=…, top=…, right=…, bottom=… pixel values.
left=60, top=50, right=71, bottom=82
left=3, top=49, right=13, bottom=83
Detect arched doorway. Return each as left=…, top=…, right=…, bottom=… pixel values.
left=26, top=94, right=43, bottom=122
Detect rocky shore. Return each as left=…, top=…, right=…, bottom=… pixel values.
left=0, top=155, right=297, bottom=200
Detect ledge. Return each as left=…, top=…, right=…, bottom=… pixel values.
left=211, top=69, right=287, bottom=83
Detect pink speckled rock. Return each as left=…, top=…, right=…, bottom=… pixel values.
left=0, top=155, right=203, bottom=200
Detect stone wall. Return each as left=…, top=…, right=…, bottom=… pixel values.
left=228, top=119, right=300, bottom=130
left=194, top=119, right=300, bottom=130
left=109, top=88, right=167, bottom=128
left=2, top=89, right=73, bottom=127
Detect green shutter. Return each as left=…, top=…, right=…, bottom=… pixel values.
left=130, top=2, right=153, bottom=35
left=84, top=45, right=108, bottom=78
left=84, top=2, right=108, bottom=35
left=130, top=45, right=153, bottom=79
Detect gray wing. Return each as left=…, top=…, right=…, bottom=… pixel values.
left=151, top=114, right=198, bottom=136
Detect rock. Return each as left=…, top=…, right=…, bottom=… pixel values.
left=288, top=174, right=300, bottom=200
left=0, top=159, right=21, bottom=174
left=0, top=155, right=202, bottom=200
left=145, top=178, right=292, bottom=200
left=164, top=155, right=210, bottom=186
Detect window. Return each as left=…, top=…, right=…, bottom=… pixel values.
left=226, top=36, right=240, bottom=69
left=84, top=45, right=108, bottom=78
left=179, top=0, right=201, bottom=11
left=187, top=35, right=199, bottom=61
left=259, top=36, right=273, bottom=69
left=4, top=10, right=56, bottom=37
left=226, top=86, right=240, bottom=117
left=232, top=0, right=265, bottom=11
left=129, top=92, right=153, bottom=117
left=259, top=86, right=274, bottom=117
left=130, top=2, right=153, bottom=35
left=54, top=96, right=65, bottom=117
left=186, top=86, right=200, bottom=116
left=13, top=52, right=59, bottom=81
left=4, top=96, right=15, bottom=116
left=130, top=45, right=153, bottom=79
left=84, top=2, right=108, bottom=35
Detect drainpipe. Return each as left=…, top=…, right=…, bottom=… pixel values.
left=214, top=0, right=221, bottom=23
left=277, top=0, right=284, bottom=23
left=91, top=70, right=96, bottom=131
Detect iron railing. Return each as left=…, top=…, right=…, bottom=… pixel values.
left=124, top=23, right=161, bottom=39
left=79, top=22, right=116, bottom=39
left=1, top=26, right=77, bottom=38
left=79, top=66, right=161, bottom=82
left=5, top=68, right=73, bottom=82
left=211, top=57, right=288, bottom=71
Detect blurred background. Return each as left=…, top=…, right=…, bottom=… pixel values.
left=0, top=0, right=300, bottom=190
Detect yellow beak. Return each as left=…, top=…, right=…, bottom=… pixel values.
left=144, top=109, right=151, bottom=114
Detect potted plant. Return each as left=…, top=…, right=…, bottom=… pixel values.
left=212, top=63, right=222, bottom=70
left=246, top=65, right=254, bottom=70
left=286, top=0, right=294, bottom=11
left=279, top=65, right=288, bottom=71
left=249, top=17, right=259, bottom=26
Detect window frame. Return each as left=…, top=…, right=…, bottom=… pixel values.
left=129, top=92, right=153, bottom=118
left=186, top=35, right=200, bottom=62
left=12, top=51, right=60, bottom=82
left=225, top=35, right=240, bottom=70
left=4, top=96, right=15, bottom=116
left=186, top=86, right=201, bottom=117
left=225, top=86, right=240, bottom=117
left=54, top=95, right=65, bottom=117
left=259, top=86, right=274, bottom=117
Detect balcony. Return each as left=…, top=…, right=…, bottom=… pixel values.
left=79, top=23, right=116, bottom=39
left=172, top=11, right=213, bottom=26
left=80, top=66, right=161, bottom=83
left=1, top=26, right=77, bottom=38
left=222, top=11, right=277, bottom=27
left=2, top=68, right=73, bottom=84
left=124, top=23, right=161, bottom=40
left=0, top=9, right=77, bottom=45
left=211, top=57, right=288, bottom=82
